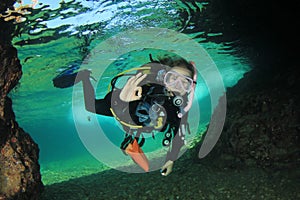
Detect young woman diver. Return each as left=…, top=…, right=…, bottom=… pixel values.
left=58, top=55, right=197, bottom=176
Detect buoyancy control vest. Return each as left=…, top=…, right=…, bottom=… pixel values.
left=109, top=62, right=191, bottom=148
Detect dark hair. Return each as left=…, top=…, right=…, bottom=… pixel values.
left=149, top=54, right=195, bottom=77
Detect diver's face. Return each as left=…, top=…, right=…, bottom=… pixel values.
left=164, top=66, right=193, bottom=96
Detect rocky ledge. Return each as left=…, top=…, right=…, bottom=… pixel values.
left=192, top=65, right=299, bottom=170
left=0, top=1, right=43, bottom=199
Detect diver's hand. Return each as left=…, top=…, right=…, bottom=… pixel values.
left=119, top=73, right=147, bottom=102
left=160, top=160, right=174, bottom=176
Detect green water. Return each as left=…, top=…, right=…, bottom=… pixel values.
left=9, top=0, right=250, bottom=185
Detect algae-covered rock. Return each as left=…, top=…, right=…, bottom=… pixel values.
left=0, top=1, right=43, bottom=199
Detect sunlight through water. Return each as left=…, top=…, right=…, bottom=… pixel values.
left=10, top=0, right=251, bottom=185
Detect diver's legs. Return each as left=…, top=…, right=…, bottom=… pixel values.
left=77, top=70, right=113, bottom=116
left=77, top=70, right=97, bottom=113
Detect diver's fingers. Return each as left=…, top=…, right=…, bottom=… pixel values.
left=134, top=73, right=147, bottom=86
left=164, top=168, right=172, bottom=176
left=161, top=172, right=167, bottom=176
left=126, top=73, right=141, bottom=86
left=135, top=87, right=142, bottom=97
left=161, top=166, right=171, bottom=176
left=161, top=162, right=168, bottom=169
left=160, top=160, right=174, bottom=176
left=129, top=73, right=141, bottom=83
left=162, top=160, right=173, bottom=168
left=130, top=87, right=142, bottom=101
left=160, top=165, right=167, bottom=176
left=127, top=73, right=146, bottom=86
left=127, top=74, right=138, bottom=84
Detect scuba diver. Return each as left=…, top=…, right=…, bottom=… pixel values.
left=53, top=55, right=197, bottom=176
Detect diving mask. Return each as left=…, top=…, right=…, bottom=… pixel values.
left=163, top=70, right=195, bottom=92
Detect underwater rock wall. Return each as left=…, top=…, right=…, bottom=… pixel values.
left=0, top=1, right=43, bottom=199
left=192, top=0, right=299, bottom=170
left=191, top=61, right=299, bottom=170
left=203, top=68, right=300, bottom=169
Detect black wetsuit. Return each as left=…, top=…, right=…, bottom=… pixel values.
left=92, top=82, right=189, bottom=162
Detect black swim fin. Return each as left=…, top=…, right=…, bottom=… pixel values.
left=52, top=72, right=78, bottom=88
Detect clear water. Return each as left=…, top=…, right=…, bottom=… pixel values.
left=10, top=0, right=250, bottom=185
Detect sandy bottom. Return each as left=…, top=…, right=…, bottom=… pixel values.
left=40, top=155, right=110, bottom=185
left=39, top=156, right=299, bottom=200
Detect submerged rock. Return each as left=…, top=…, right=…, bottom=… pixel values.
left=194, top=67, right=300, bottom=169
left=0, top=1, right=43, bottom=199
left=0, top=119, right=43, bottom=199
